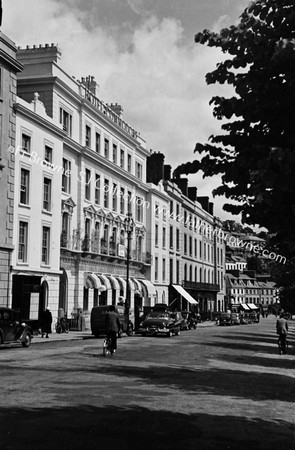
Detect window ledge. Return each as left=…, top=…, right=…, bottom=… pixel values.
left=18, top=203, right=31, bottom=209
left=42, top=209, right=52, bottom=216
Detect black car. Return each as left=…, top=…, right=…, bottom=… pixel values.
left=139, top=310, right=182, bottom=337
left=90, top=305, right=134, bottom=337
left=0, top=307, right=33, bottom=347
left=218, top=312, right=231, bottom=326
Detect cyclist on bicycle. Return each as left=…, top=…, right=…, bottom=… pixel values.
left=276, top=312, right=288, bottom=354
left=105, top=305, right=121, bottom=354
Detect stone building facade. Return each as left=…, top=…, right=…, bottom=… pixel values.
left=0, top=32, right=23, bottom=306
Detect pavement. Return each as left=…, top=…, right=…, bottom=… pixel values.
left=32, top=320, right=216, bottom=344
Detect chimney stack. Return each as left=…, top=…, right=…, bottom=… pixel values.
left=164, top=164, right=171, bottom=181
left=80, top=75, right=99, bottom=97
left=188, top=186, right=197, bottom=202
left=108, top=103, right=124, bottom=118
left=197, top=196, right=209, bottom=212
left=172, top=177, right=188, bottom=197
left=147, top=152, right=165, bottom=185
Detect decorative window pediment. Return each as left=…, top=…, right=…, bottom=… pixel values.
left=83, top=204, right=96, bottom=218
left=96, top=208, right=106, bottom=219
left=106, top=212, right=115, bottom=222
left=61, top=197, right=76, bottom=215
left=114, top=215, right=122, bottom=225
left=135, top=226, right=146, bottom=237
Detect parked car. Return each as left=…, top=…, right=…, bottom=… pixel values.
left=0, top=307, right=33, bottom=348
left=139, top=310, right=182, bottom=337
left=218, top=312, right=231, bottom=326
left=230, top=313, right=240, bottom=325
left=90, top=305, right=134, bottom=337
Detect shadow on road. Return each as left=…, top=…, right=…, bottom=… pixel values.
left=204, top=340, right=279, bottom=354
left=213, top=352, right=295, bottom=370
left=215, top=334, right=277, bottom=344
left=0, top=405, right=293, bottom=450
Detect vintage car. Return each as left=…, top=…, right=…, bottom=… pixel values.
left=0, top=307, right=33, bottom=348
left=139, top=310, right=182, bottom=337
left=218, top=312, right=232, bottom=326
left=90, top=305, right=134, bottom=337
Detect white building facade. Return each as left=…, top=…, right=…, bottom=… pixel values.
left=12, top=94, right=64, bottom=328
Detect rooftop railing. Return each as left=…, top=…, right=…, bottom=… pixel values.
left=79, top=84, right=139, bottom=140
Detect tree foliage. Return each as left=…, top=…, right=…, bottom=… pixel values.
left=175, top=0, right=295, bottom=230
left=174, top=0, right=295, bottom=294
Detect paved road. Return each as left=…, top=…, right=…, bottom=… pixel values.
left=0, top=317, right=294, bottom=449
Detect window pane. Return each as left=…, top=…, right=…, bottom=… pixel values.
left=18, top=221, right=28, bottom=262
left=20, top=169, right=30, bottom=204
left=62, top=159, right=71, bottom=193
left=44, top=146, right=52, bottom=164
left=43, top=178, right=52, bottom=211
left=42, top=227, right=50, bottom=264
left=21, top=134, right=31, bottom=153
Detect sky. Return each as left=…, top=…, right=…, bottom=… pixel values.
left=3, top=0, right=251, bottom=221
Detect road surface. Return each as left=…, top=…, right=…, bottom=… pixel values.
left=0, top=316, right=294, bottom=449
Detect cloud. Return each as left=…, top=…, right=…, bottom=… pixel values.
left=126, top=0, right=146, bottom=16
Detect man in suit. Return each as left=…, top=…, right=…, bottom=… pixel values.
left=105, top=305, right=121, bottom=354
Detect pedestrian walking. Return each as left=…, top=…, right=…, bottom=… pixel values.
left=41, top=306, right=52, bottom=338
left=105, top=305, right=121, bottom=353
left=276, top=312, right=288, bottom=354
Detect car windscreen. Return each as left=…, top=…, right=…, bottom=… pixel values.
left=147, top=313, right=170, bottom=319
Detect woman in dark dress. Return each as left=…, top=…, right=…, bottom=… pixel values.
left=41, top=307, right=52, bottom=338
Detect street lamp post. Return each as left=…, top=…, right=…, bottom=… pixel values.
left=124, top=212, right=135, bottom=317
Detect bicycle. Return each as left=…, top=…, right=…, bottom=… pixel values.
left=278, top=335, right=288, bottom=355
left=55, top=317, right=69, bottom=334
left=103, top=334, right=115, bottom=357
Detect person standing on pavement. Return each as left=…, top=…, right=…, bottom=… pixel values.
left=105, top=305, right=121, bottom=353
left=276, top=312, right=288, bottom=354
left=41, top=306, right=52, bottom=338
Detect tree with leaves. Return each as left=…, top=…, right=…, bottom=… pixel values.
left=174, top=0, right=295, bottom=308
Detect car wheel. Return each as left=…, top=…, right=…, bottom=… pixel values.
left=167, top=331, right=173, bottom=337
left=22, top=332, right=31, bottom=348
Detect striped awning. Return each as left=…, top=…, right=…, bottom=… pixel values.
left=96, top=274, right=111, bottom=290
left=84, top=273, right=103, bottom=289
left=116, top=276, right=126, bottom=291
left=138, top=279, right=157, bottom=297
left=130, top=278, right=143, bottom=295
left=106, top=275, right=120, bottom=290
left=114, top=276, right=142, bottom=293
